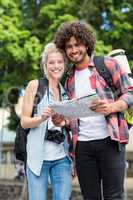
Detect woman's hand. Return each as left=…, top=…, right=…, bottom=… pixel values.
left=41, top=107, right=54, bottom=121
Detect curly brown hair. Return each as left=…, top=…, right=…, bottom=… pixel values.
left=54, top=21, right=96, bottom=56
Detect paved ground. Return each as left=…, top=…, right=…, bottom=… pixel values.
left=70, top=177, right=133, bottom=200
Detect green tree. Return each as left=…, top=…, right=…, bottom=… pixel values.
left=0, top=0, right=42, bottom=129
left=76, top=0, right=133, bottom=69
left=0, top=0, right=133, bottom=130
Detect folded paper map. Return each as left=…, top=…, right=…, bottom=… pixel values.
left=50, top=93, right=102, bottom=118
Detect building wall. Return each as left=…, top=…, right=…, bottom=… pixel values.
left=0, top=143, right=18, bottom=179
left=0, top=179, right=24, bottom=200
left=1, top=139, right=133, bottom=179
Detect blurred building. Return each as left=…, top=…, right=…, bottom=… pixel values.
left=126, top=127, right=133, bottom=177
left=0, top=108, right=17, bottom=179
left=0, top=130, right=17, bottom=179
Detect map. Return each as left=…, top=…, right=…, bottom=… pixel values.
left=50, top=93, right=102, bottom=118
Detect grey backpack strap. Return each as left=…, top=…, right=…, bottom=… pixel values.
left=93, top=56, right=116, bottom=93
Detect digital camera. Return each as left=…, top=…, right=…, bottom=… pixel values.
left=45, top=129, right=65, bottom=144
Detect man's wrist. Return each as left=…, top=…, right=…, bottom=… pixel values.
left=64, top=118, right=70, bottom=127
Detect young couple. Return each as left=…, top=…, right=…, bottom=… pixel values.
left=21, top=21, right=133, bottom=200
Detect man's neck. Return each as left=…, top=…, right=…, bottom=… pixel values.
left=75, top=55, right=90, bottom=70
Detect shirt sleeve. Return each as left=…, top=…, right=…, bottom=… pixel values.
left=105, top=57, right=133, bottom=107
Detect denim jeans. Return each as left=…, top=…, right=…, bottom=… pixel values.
left=27, top=156, right=72, bottom=200
left=75, top=137, right=125, bottom=200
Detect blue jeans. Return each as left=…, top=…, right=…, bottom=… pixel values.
left=27, top=156, right=72, bottom=200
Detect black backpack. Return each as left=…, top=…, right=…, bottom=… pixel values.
left=14, top=78, right=48, bottom=163
left=94, top=56, right=133, bottom=93
left=93, top=56, right=133, bottom=128
left=93, top=56, right=116, bottom=92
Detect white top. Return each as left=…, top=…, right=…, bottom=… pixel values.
left=26, top=84, right=67, bottom=176
left=75, top=68, right=109, bottom=141
left=43, top=116, right=66, bottom=161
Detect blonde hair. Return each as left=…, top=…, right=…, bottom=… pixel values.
left=41, top=42, right=66, bottom=77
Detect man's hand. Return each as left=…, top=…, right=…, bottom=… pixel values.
left=90, top=99, right=128, bottom=116
left=52, top=113, right=65, bottom=127
left=90, top=99, right=113, bottom=115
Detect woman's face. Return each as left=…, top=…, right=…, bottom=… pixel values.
left=46, top=52, right=65, bottom=81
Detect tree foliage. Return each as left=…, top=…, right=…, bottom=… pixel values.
left=0, top=0, right=42, bottom=90
left=0, top=0, right=133, bottom=130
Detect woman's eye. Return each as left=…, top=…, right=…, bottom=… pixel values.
left=48, top=61, right=54, bottom=65
left=58, top=60, right=63, bottom=64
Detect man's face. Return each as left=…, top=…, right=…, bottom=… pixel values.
left=65, top=36, right=88, bottom=64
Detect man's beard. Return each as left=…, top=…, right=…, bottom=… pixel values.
left=71, top=51, right=87, bottom=64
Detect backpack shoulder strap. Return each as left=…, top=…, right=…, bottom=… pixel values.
left=33, top=77, right=48, bottom=114
left=128, top=73, right=133, bottom=78
left=36, top=77, right=48, bottom=104
left=93, top=56, right=115, bottom=92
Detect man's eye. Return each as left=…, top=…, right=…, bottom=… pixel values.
left=66, top=45, right=71, bottom=49
left=76, top=43, right=81, bottom=47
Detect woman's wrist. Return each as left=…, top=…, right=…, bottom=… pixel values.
left=38, top=115, right=45, bottom=123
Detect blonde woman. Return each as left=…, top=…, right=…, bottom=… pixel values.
left=21, top=43, right=72, bottom=200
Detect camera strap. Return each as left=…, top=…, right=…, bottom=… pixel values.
left=47, top=84, right=63, bottom=132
